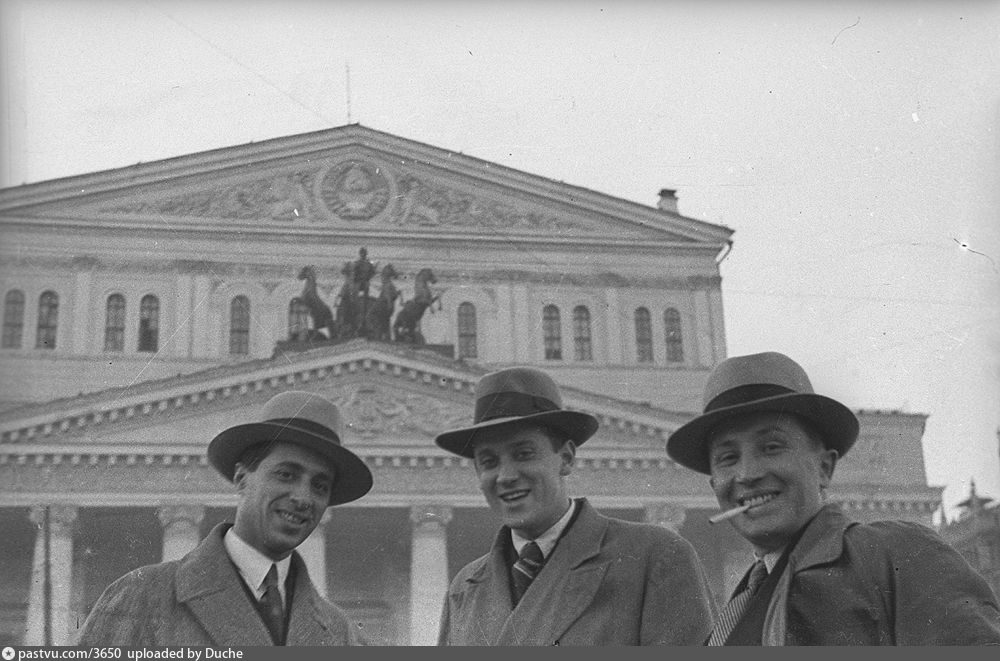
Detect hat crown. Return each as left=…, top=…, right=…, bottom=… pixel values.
left=703, top=352, right=814, bottom=411
left=474, top=367, right=564, bottom=423
left=258, top=391, right=344, bottom=440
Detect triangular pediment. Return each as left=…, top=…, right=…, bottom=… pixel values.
left=0, top=125, right=731, bottom=245
left=0, top=340, right=690, bottom=458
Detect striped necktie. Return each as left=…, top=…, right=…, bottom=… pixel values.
left=707, top=559, right=768, bottom=646
left=259, top=564, right=285, bottom=645
left=511, top=541, right=544, bottom=606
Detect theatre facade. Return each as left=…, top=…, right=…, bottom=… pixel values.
left=0, top=125, right=941, bottom=645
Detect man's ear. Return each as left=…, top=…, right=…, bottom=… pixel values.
left=233, top=463, right=250, bottom=492
left=558, top=440, right=577, bottom=476
left=819, top=448, right=838, bottom=488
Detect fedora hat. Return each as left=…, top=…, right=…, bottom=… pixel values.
left=208, top=391, right=373, bottom=506
left=666, top=352, right=859, bottom=474
left=435, top=366, right=599, bottom=458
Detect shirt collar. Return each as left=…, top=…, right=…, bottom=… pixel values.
left=224, top=528, right=291, bottom=604
left=511, top=499, right=577, bottom=559
left=755, top=547, right=785, bottom=574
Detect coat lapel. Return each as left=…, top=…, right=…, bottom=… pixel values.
left=762, top=504, right=852, bottom=646
left=284, top=554, right=334, bottom=645
left=495, top=500, right=610, bottom=645
left=457, top=533, right=519, bottom=645
left=175, top=524, right=273, bottom=646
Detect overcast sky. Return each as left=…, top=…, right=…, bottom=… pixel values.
left=2, top=0, right=998, bottom=518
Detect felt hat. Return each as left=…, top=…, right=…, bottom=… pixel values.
left=208, top=390, right=372, bottom=506
left=666, top=352, right=858, bottom=474
left=435, top=366, right=599, bottom=458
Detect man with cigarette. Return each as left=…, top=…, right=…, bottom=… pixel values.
left=667, top=351, right=1000, bottom=645
left=435, top=366, right=716, bottom=645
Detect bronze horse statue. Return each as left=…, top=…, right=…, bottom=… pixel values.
left=366, top=263, right=400, bottom=342
left=393, top=268, right=440, bottom=345
left=297, top=265, right=337, bottom=341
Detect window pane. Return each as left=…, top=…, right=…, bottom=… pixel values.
left=664, top=308, right=684, bottom=362
left=104, top=294, right=126, bottom=352
left=543, top=305, right=562, bottom=360
left=230, top=296, right=251, bottom=355
left=35, top=291, right=58, bottom=350
left=288, top=298, right=310, bottom=340
left=457, top=302, right=477, bottom=359
left=138, top=295, right=159, bottom=353
left=573, top=305, right=592, bottom=361
left=635, top=307, right=653, bottom=363
left=2, top=290, right=25, bottom=349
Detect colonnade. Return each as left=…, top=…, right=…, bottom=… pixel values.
left=18, top=502, right=686, bottom=646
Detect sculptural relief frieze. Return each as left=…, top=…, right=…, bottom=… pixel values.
left=99, top=170, right=319, bottom=222
left=318, top=162, right=391, bottom=221
left=331, top=385, right=468, bottom=440
left=395, top=174, right=584, bottom=232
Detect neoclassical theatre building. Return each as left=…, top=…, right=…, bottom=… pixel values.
left=0, top=125, right=941, bottom=646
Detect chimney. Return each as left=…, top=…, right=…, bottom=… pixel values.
left=657, top=188, right=678, bottom=213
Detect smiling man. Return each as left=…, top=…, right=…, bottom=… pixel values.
left=667, top=351, right=1000, bottom=646
left=435, top=366, right=716, bottom=646
left=75, top=391, right=372, bottom=646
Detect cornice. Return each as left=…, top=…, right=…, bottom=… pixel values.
left=0, top=254, right=722, bottom=291
left=0, top=341, right=685, bottom=451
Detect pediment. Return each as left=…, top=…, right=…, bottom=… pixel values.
left=0, top=341, right=689, bottom=459
left=0, top=125, right=731, bottom=245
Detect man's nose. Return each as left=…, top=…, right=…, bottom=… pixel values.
left=734, top=453, right=765, bottom=482
left=288, top=479, right=314, bottom=508
left=496, top=459, right=519, bottom=483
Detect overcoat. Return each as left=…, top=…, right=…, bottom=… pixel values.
left=752, top=504, right=1000, bottom=645
left=437, top=498, right=716, bottom=646
left=75, top=523, right=365, bottom=646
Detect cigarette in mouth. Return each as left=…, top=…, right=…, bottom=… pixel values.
left=709, top=503, right=752, bottom=525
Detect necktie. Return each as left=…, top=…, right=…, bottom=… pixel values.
left=259, top=564, right=285, bottom=645
left=511, top=541, right=544, bottom=606
left=706, top=559, right=768, bottom=646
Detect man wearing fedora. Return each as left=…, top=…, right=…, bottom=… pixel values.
left=435, top=366, right=716, bottom=646
left=667, top=351, right=1000, bottom=646
left=76, top=391, right=372, bottom=646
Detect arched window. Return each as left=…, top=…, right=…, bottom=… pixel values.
left=229, top=295, right=251, bottom=355
left=457, top=302, right=477, bottom=359
left=36, top=291, right=58, bottom=349
left=664, top=307, right=684, bottom=362
left=104, top=294, right=126, bottom=352
left=2, top=289, right=25, bottom=349
left=138, top=295, right=159, bottom=353
left=542, top=305, right=562, bottom=360
left=573, top=305, right=592, bottom=361
left=635, top=307, right=653, bottom=363
left=288, top=298, right=310, bottom=341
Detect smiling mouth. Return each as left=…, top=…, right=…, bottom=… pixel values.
left=737, top=492, right=778, bottom=509
left=276, top=510, right=310, bottom=526
left=499, top=490, right=529, bottom=503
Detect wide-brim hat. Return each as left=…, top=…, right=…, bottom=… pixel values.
left=208, top=390, right=373, bottom=506
left=666, top=352, right=859, bottom=475
left=435, top=366, right=599, bottom=458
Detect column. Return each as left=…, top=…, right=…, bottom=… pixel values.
left=604, top=287, right=624, bottom=363
left=24, top=505, right=78, bottom=646
left=72, top=271, right=92, bottom=354
left=24, top=506, right=47, bottom=645
left=644, top=502, right=687, bottom=532
left=296, top=511, right=331, bottom=599
left=409, top=505, right=452, bottom=646
left=157, top=504, right=205, bottom=562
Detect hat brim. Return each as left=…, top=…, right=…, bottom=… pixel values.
left=435, top=410, right=599, bottom=458
left=666, top=393, right=859, bottom=475
left=208, top=422, right=373, bottom=506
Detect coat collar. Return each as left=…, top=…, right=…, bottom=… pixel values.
left=462, top=498, right=612, bottom=645
left=174, top=523, right=332, bottom=646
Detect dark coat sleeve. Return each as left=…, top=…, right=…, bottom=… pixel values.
left=858, top=521, right=1000, bottom=645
